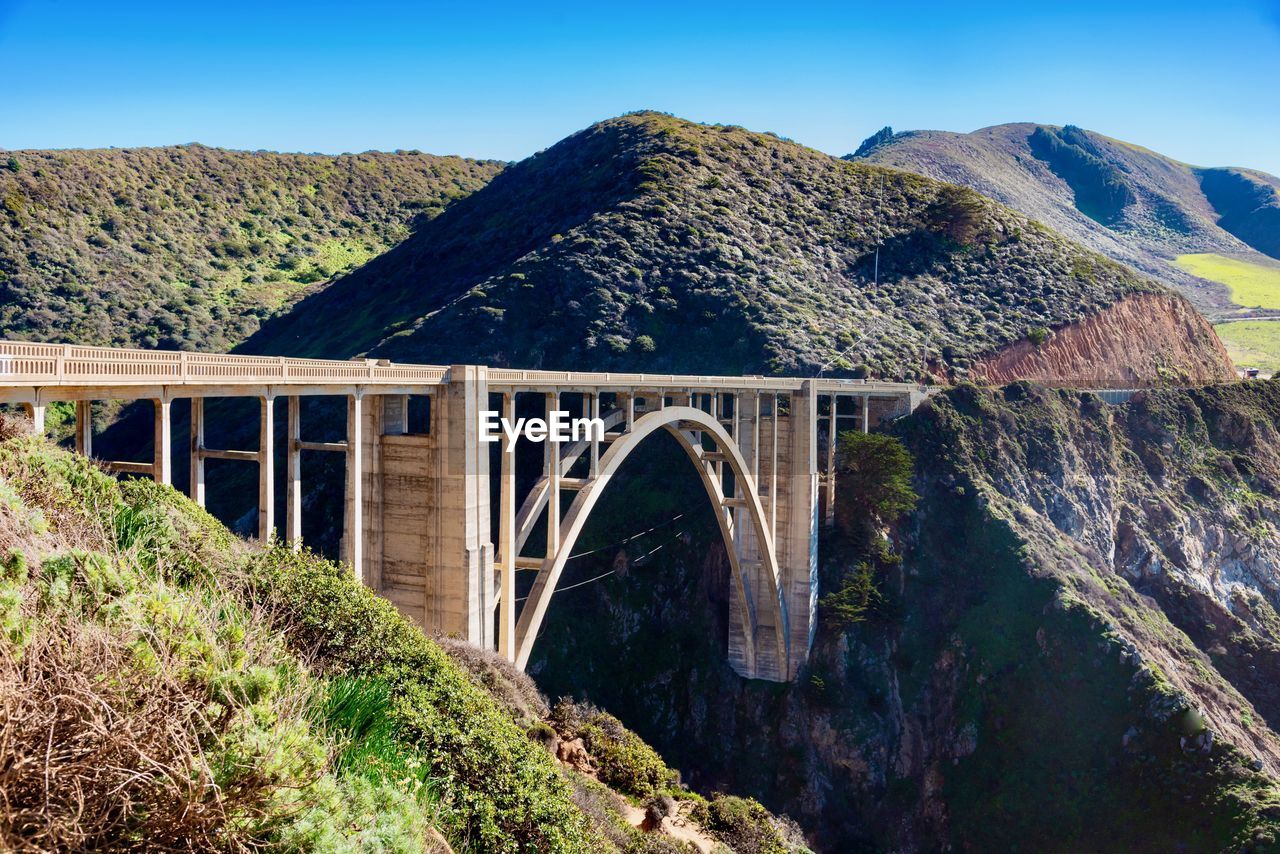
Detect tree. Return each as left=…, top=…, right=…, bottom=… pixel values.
left=833, top=431, right=918, bottom=537
left=822, top=432, right=918, bottom=628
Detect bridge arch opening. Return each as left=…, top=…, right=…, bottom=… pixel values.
left=511, top=405, right=789, bottom=678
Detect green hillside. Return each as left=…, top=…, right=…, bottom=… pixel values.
left=0, top=146, right=503, bottom=350
left=1214, top=321, right=1280, bottom=373
left=244, top=112, right=1171, bottom=382
left=1177, top=253, right=1280, bottom=310
left=1200, top=168, right=1280, bottom=259
left=0, top=421, right=801, bottom=851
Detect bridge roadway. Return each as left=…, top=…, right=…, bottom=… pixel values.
left=0, top=340, right=933, bottom=681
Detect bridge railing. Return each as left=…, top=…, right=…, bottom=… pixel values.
left=0, top=339, right=935, bottom=396
left=0, top=341, right=449, bottom=387
left=1082, top=388, right=1141, bottom=405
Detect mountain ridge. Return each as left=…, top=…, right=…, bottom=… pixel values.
left=851, top=121, right=1280, bottom=318
left=241, top=112, right=1230, bottom=385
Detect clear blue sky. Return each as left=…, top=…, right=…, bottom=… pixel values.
left=3, top=0, right=1279, bottom=173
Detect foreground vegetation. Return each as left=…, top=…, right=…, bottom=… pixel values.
left=0, top=419, right=801, bottom=851
left=0, top=146, right=502, bottom=350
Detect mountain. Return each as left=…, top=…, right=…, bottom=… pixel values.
left=0, top=145, right=503, bottom=350
left=242, top=112, right=1231, bottom=386
left=850, top=123, right=1280, bottom=320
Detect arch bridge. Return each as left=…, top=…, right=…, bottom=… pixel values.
left=0, top=341, right=931, bottom=681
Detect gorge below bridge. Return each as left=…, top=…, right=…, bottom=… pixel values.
left=0, top=340, right=933, bottom=681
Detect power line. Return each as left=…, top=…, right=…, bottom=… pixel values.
left=516, top=512, right=686, bottom=569
left=514, top=528, right=688, bottom=603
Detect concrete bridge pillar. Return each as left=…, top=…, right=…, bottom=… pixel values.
left=778, top=381, right=819, bottom=676
left=425, top=366, right=494, bottom=645
left=728, top=392, right=767, bottom=677
left=258, top=395, right=274, bottom=541
left=21, top=402, right=45, bottom=436
left=153, top=397, right=172, bottom=486
left=74, top=400, right=92, bottom=457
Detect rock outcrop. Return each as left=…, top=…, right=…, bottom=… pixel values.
left=973, top=292, right=1236, bottom=386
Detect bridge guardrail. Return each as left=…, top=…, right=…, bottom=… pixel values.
left=0, top=341, right=449, bottom=387
left=0, top=339, right=934, bottom=397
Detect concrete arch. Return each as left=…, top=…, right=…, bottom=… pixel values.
left=514, top=409, right=626, bottom=553
left=513, top=406, right=789, bottom=675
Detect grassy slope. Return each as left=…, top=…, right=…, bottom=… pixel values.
left=855, top=123, right=1280, bottom=318
left=1174, top=252, right=1280, bottom=370
left=2, top=431, right=791, bottom=852
left=243, top=112, right=1164, bottom=381
left=0, top=146, right=503, bottom=350
left=1215, top=321, right=1280, bottom=373
left=1178, top=253, right=1280, bottom=309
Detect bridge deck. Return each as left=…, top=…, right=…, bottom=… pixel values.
left=0, top=340, right=932, bottom=399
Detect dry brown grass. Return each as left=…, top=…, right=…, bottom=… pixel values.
left=0, top=435, right=323, bottom=851
left=434, top=635, right=550, bottom=726
left=2, top=619, right=231, bottom=850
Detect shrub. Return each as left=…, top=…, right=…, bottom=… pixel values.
left=693, top=795, right=792, bottom=853
left=832, top=431, right=918, bottom=537
left=1027, top=325, right=1051, bottom=347
left=247, top=547, right=598, bottom=851
left=552, top=700, right=680, bottom=800
left=0, top=437, right=508, bottom=851
left=819, top=560, right=883, bottom=628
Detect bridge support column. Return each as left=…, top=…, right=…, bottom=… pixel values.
left=498, top=391, right=517, bottom=661
left=258, top=395, right=274, bottom=541
left=824, top=394, right=838, bottom=526
left=286, top=396, right=301, bottom=550
left=190, top=398, right=205, bottom=506
left=545, top=391, right=560, bottom=557
left=21, top=402, right=45, bottom=436
left=777, top=381, right=819, bottom=677
left=345, top=393, right=364, bottom=578
left=427, top=366, right=493, bottom=645
left=728, top=392, right=769, bottom=678
left=153, top=398, right=172, bottom=485
left=74, top=400, right=92, bottom=457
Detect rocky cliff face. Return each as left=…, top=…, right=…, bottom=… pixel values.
left=528, top=381, right=1280, bottom=851
left=973, top=292, right=1237, bottom=386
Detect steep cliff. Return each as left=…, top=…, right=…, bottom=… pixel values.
left=528, top=381, right=1280, bottom=851
left=972, top=292, right=1236, bottom=387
